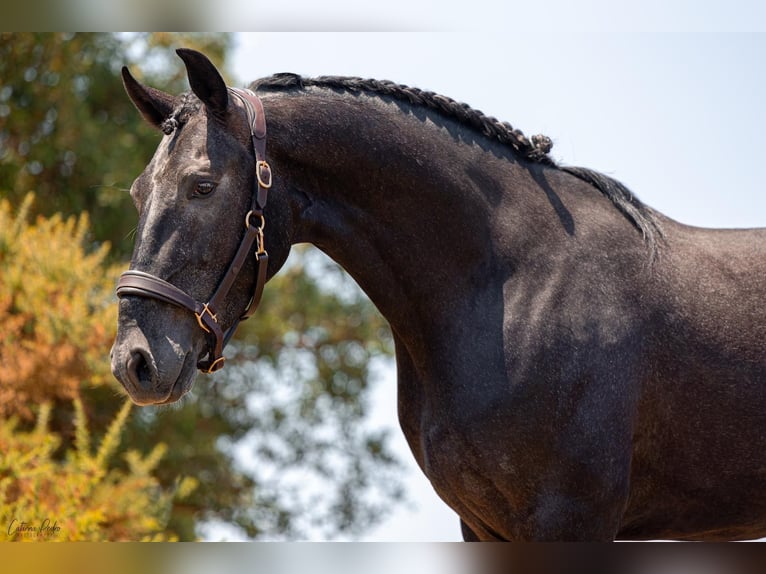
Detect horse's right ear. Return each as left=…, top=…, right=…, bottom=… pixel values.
left=121, top=66, right=176, bottom=129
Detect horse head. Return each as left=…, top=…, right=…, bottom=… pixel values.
left=111, top=49, right=291, bottom=405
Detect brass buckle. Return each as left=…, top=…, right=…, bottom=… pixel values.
left=245, top=211, right=267, bottom=257
left=256, top=161, right=272, bottom=189
left=255, top=228, right=266, bottom=257
left=195, top=303, right=217, bottom=334
left=202, top=356, right=225, bottom=374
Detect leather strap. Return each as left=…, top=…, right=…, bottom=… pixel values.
left=117, top=270, right=201, bottom=314
left=116, top=87, right=272, bottom=374
left=229, top=87, right=271, bottom=214
left=116, top=270, right=227, bottom=371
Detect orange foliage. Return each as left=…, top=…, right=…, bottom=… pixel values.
left=0, top=193, right=120, bottom=419
left=0, top=194, right=196, bottom=541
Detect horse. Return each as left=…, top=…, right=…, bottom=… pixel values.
left=110, top=48, right=766, bottom=541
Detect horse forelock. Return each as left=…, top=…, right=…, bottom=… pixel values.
left=160, top=92, right=201, bottom=135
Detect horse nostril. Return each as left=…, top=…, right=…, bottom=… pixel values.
left=126, top=350, right=154, bottom=390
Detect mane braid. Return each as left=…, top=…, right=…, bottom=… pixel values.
left=250, top=73, right=662, bottom=248
left=251, top=73, right=556, bottom=165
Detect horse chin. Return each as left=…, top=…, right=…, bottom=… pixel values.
left=150, top=357, right=199, bottom=406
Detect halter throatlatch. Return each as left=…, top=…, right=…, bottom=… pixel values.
left=116, top=87, right=271, bottom=373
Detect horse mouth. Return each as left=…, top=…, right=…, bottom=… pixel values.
left=133, top=376, right=191, bottom=406
left=112, top=345, right=198, bottom=406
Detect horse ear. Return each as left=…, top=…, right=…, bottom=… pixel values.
left=176, top=48, right=229, bottom=118
left=121, top=66, right=176, bottom=129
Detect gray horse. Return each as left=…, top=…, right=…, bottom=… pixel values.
left=111, top=49, right=766, bottom=541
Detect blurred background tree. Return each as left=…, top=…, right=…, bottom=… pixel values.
left=0, top=32, right=403, bottom=541
left=0, top=194, right=194, bottom=540
left=0, top=32, right=230, bottom=260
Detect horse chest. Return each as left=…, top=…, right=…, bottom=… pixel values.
left=395, top=345, right=642, bottom=540
left=401, top=406, right=495, bottom=512
left=397, top=374, right=527, bottom=533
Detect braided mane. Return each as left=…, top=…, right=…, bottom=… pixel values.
left=252, top=73, right=556, bottom=164
left=250, top=73, right=661, bottom=246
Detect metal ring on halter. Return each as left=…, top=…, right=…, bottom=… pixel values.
left=245, top=210, right=265, bottom=231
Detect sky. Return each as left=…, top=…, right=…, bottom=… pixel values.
left=225, top=32, right=766, bottom=541
left=18, top=1, right=766, bottom=33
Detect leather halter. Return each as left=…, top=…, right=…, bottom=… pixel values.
left=116, top=87, right=272, bottom=373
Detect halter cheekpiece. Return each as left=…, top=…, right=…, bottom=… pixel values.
left=116, top=87, right=272, bottom=373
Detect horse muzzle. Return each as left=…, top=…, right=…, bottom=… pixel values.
left=110, top=320, right=199, bottom=405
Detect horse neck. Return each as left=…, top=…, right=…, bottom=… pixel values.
left=261, top=90, right=557, bottom=340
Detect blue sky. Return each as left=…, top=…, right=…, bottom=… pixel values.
left=231, top=33, right=766, bottom=229
left=226, top=32, right=766, bottom=541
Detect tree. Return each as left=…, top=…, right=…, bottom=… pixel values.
left=0, top=33, right=403, bottom=540
left=0, top=194, right=192, bottom=541
left=0, top=32, right=231, bottom=260
left=0, top=191, right=121, bottom=417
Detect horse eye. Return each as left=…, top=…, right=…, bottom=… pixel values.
left=194, top=181, right=217, bottom=197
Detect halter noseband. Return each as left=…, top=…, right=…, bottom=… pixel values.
left=116, top=87, right=272, bottom=373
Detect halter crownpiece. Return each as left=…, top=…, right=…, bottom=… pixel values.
left=116, top=87, right=271, bottom=373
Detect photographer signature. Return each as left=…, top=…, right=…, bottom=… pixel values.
left=7, top=518, right=61, bottom=539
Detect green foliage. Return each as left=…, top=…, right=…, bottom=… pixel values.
left=0, top=32, right=231, bottom=260
left=0, top=399, right=195, bottom=541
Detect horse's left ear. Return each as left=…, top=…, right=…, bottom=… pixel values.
left=122, top=66, right=176, bottom=129
left=176, top=48, right=229, bottom=118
